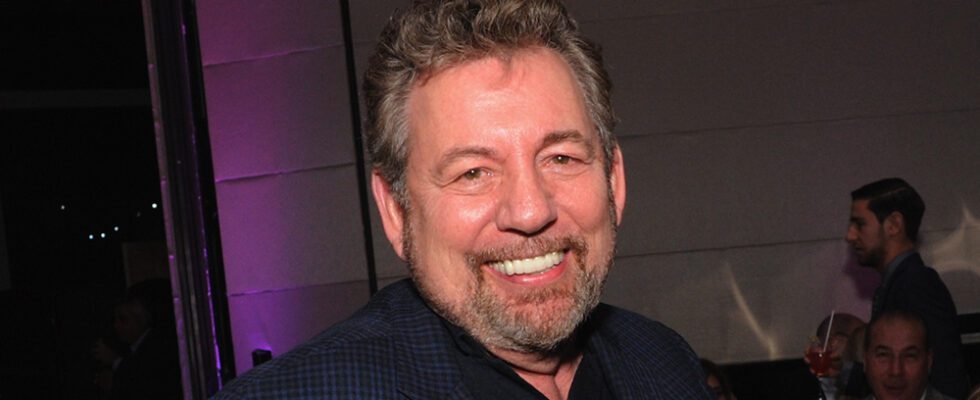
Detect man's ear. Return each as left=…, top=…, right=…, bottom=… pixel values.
left=371, top=171, right=407, bottom=261
left=610, top=145, right=627, bottom=225
left=883, top=211, right=905, bottom=238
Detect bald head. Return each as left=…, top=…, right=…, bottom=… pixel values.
left=816, top=313, right=866, bottom=361
left=817, top=313, right=865, bottom=339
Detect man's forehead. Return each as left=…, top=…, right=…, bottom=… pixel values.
left=870, top=318, right=927, bottom=347
left=873, top=343, right=926, bottom=355
left=404, top=48, right=596, bottom=149
left=851, top=199, right=871, bottom=211
left=850, top=200, right=874, bottom=220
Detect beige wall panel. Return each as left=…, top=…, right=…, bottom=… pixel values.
left=197, top=0, right=344, bottom=66
left=604, top=239, right=872, bottom=363
left=227, top=280, right=370, bottom=375
left=348, top=0, right=411, bottom=44
left=580, top=0, right=980, bottom=136
left=616, top=110, right=980, bottom=257
left=216, top=166, right=367, bottom=295
left=203, top=48, right=355, bottom=181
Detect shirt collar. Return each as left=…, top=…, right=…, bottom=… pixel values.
left=881, top=250, right=914, bottom=284
left=130, top=328, right=151, bottom=354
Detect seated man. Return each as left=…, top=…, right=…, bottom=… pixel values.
left=863, top=309, right=955, bottom=400
left=812, top=313, right=866, bottom=400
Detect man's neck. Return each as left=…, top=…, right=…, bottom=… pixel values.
left=489, top=343, right=584, bottom=400
left=877, top=241, right=916, bottom=274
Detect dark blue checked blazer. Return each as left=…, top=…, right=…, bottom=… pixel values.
left=213, top=279, right=711, bottom=399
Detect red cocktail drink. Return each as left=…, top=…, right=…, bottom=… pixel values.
left=807, top=347, right=831, bottom=376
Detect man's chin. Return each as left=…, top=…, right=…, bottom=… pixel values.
left=879, top=384, right=913, bottom=400
left=477, top=289, right=587, bottom=352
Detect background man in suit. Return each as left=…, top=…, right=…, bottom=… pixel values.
left=844, top=178, right=968, bottom=399
left=92, top=279, right=180, bottom=400
left=214, top=0, right=710, bottom=398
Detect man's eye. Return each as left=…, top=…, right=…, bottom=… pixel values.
left=553, top=155, right=573, bottom=165
left=461, top=168, right=486, bottom=180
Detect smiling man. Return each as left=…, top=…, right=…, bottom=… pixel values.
left=213, top=0, right=709, bottom=399
left=863, top=309, right=955, bottom=400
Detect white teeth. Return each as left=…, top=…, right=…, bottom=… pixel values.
left=489, top=251, right=564, bottom=276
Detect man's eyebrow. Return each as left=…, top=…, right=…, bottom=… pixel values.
left=873, top=345, right=893, bottom=352
left=541, top=129, right=595, bottom=158
left=900, top=345, right=923, bottom=353
left=434, top=146, right=499, bottom=174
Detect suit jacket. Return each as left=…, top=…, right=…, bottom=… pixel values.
left=214, top=279, right=711, bottom=399
left=871, top=252, right=968, bottom=399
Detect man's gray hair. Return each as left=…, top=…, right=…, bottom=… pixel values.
left=362, top=0, right=617, bottom=206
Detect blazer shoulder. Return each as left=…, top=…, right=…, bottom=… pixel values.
left=212, top=281, right=419, bottom=399
left=588, top=304, right=710, bottom=398
left=592, top=304, right=690, bottom=348
left=890, top=258, right=950, bottom=296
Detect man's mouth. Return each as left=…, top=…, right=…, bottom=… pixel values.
left=882, top=381, right=908, bottom=396
left=488, top=251, right=564, bottom=276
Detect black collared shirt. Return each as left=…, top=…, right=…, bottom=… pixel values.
left=442, top=320, right=613, bottom=400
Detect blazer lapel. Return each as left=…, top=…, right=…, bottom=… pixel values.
left=877, top=253, right=919, bottom=313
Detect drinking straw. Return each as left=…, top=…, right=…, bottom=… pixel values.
left=822, top=310, right=835, bottom=353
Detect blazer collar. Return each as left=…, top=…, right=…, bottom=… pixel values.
left=388, top=281, right=664, bottom=399
left=584, top=305, right=670, bottom=399
left=387, top=280, right=473, bottom=400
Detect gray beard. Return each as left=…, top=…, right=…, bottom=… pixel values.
left=404, top=227, right=613, bottom=354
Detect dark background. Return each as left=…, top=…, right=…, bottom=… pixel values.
left=0, top=2, right=164, bottom=398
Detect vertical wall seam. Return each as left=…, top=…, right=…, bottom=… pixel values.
left=339, top=0, right=378, bottom=295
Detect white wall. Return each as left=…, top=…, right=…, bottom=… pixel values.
left=200, top=0, right=980, bottom=374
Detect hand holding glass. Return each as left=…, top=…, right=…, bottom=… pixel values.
left=806, top=336, right=833, bottom=377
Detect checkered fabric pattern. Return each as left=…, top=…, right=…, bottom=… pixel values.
left=212, top=279, right=711, bottom=399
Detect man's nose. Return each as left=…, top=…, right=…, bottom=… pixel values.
left=495, top=169, right=557, bottom=235
left=845, top=226, right=857, bottom=243
left=888, top=358, right=903, bottom=377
